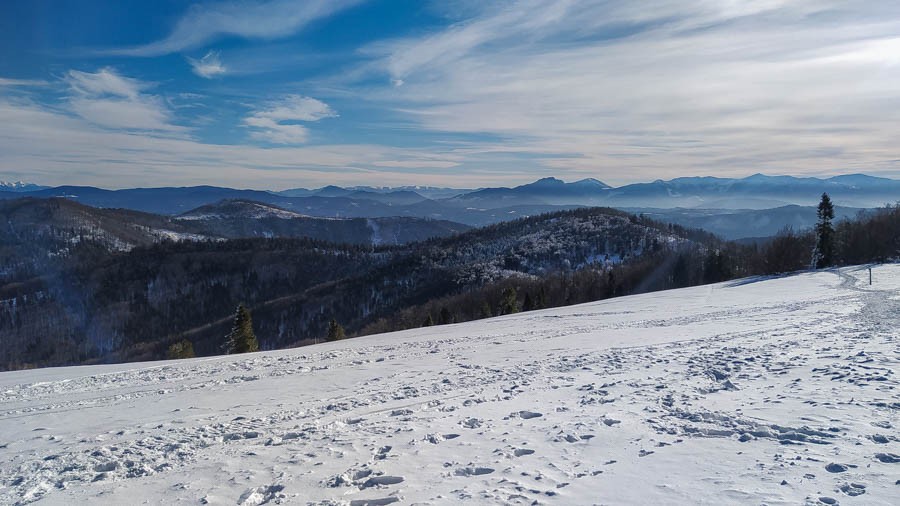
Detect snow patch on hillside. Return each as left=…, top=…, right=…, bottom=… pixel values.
left=178, top=202, right=308, bottom=221
left=0, top=265, right=898, bottom=504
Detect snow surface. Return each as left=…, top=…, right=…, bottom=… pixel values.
left=1, top=265, right=898, bottom=505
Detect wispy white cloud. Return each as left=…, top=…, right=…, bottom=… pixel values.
left=63, top=68, right=184, bottom=133
left=112, top=0, right=362, bottom=57
left=0, top=96, right=473, bottom=189
left=361, top=0, right=900, bottom=183
left=65, top=68, right=144, bottom=98
left=187, top=51, right=227, bottom=78
left=0, top=77, right=48, bottom=87
left=243, top=95, right=337, bottom=144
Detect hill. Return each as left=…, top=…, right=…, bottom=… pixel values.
left=1, top=265, right=896, bottom=504
left=176, top=199, right=470, bottom=245
left=0, top=206, right=714, bottom=369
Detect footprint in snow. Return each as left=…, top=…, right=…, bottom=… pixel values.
left=874, top=453, right=900, bottom=463
left=454, top=466, right=494, bottom=477
left=361, top=476, right=404, bottom=488
left=349, top=498, right=399, bottom=506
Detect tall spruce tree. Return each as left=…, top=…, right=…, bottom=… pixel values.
left=499, top=287, right=519, bottom=315
left=522, top=292, right=535, bottom=311
left=439, top=307, right=453, bottom=325
left=225, top=304, right=259, bottom=354
left=813, top=192, right=835, bottom=268
left=326, top=319, right=346, bottom=341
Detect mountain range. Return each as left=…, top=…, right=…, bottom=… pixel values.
left=3, top=174, right=899, bottom=222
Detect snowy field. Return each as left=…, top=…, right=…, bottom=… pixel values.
left=1, top=265, right=898, bottom=505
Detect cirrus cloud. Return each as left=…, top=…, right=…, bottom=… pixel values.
left=243, top=95, right=337, bottom=144
left=187, top=51, right=227, bottom=78
left=64, top=68, right=184, bottom=133
left=111, top=0, right=363, bottom=57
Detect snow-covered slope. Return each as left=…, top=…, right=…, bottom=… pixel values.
left=1, top=266, right=898, bottom=505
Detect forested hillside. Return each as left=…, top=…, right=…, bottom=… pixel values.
left=3, top=200, right=899, bottom=370
left=1, top=207, right=711, bottom=369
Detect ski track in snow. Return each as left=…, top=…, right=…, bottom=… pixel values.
left=0, top=266, right=898, bottom=505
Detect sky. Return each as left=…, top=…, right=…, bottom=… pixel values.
left=1, top=0, right=900, bottom=190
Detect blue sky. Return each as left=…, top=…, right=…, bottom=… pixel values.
left=1, top=0, right=900, bottom=189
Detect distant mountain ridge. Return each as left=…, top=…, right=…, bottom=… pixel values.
left=0, top=180, right=48, bottom=192
left=174, top=199, right=470, bottom=245
left=2, top=174, right=899, bottom=223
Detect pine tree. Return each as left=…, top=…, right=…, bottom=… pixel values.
left=439, top=307, right=453, bottom=325
left=522, top=292, right=535, bottom=311
left=225, top=304, right=259, bottom=354
left=167, top=339, right=195, bottom=360
left=326, top=318, right=345, bottom=341
left=606, top=270, right=616, bottom=297
left=499, top=287, right=518, bottom=315
left=422, top=313, right=434, bottom=327
left=480, top=301, right=493, bottom=318
left=813, top=192, right=835, bottom=268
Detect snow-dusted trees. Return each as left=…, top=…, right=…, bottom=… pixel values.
left=225, top=305, right=259, bottom=354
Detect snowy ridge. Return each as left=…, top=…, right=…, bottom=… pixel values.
left=177, top=201, right=308, bottom=221
left=0, top=181, right=46, bottom=192
left=0, top=266, right=898, bottom=504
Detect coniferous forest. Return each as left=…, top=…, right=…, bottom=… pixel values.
left=1, top=197, right=898, bottom=370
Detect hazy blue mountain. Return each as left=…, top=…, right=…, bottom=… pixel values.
left=274, top=187, right=314, bottom=197
left=344, top=190, right=429, bottom=205
left=604, top=174, right=900, bottom=209
left=276, top=185, right=470, bottom=200
left=312, top=185, right=354, bottom=198
left=628, top=205, right=864, bottom=240
left=3, top=173, right=899, bottom=223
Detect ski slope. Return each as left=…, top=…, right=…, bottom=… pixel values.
left=1, top=265, right=898, bottom=505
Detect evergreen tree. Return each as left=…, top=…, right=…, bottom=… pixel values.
left=537, top=286, right=547, bottom=309
left=167, top=339, right=195, bottom=360
left=671, top=254, right=690, bottom=287
left=326, top=318, right=346, bottom=341
left=606, top=270, right=617, bottom=297
left=225, top=304, right=259, bottom=354
left=439, top=307, right=453, bottom=325
left=480, top=301, right=493, bottom=318
left=813, top=192, right=835, bottom=268
left=522, top=292, right=535, bottom=311
left=422, top=313, right=434, bottom=327
left=499, top=287, right=519, bottom=315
